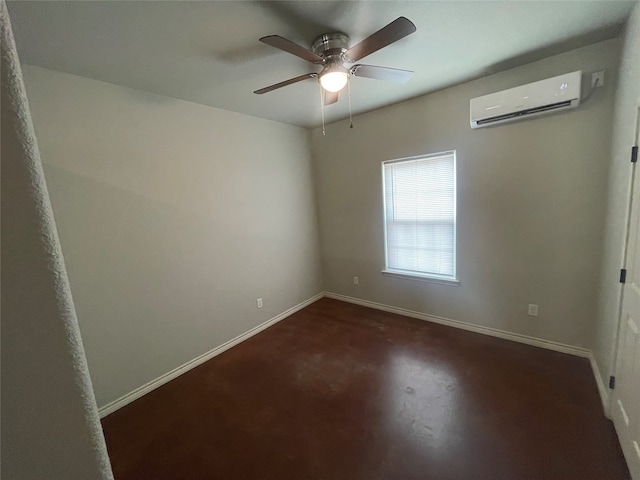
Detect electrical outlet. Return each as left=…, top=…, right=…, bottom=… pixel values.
left=528, top=304, right=539, bottom=317
left=257, top=298, right=263, bottom=309
left=591, top=71, right=605, bottom=88
left=353, top=276, right=359, bottom=285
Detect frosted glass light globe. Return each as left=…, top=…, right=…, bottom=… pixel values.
left=320, top=70, right=348, bottom=93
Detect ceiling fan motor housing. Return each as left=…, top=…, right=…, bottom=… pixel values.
left=312, top=33, right=350, bottom=64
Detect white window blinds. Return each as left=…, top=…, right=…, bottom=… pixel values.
left=383, top=152, right=456, bottom=280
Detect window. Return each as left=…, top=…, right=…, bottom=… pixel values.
left=382, top=151, right=457, bottom=284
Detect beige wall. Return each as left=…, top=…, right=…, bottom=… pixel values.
left=22, top=65, right=323, bottom=408
left=595, top=3, right=640, bottom=397
left=311, top=39, right=620, bottom=349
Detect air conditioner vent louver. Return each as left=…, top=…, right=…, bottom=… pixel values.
left=476, top=100, right=574, bottom=126
left=470, top=71, right=582, bottom=129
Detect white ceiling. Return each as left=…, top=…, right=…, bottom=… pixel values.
left=7, top=1, right=637, bottom=128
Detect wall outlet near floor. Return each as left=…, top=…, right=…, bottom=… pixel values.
left=257, top=298, right=263, bottom=309
left=528, top=304, right=539, bottom=317
left=353, top=276, right=359, bottom=285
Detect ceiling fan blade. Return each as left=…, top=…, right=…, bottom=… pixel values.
left=344, top=17, right=416, bottom=63
left=350, top=64, right=414, bottom=84
left=254, top=73, right=318, bottom=94
left=324, top=91, right=338, bottom=106
left=259, top=35, right=324, bottom=64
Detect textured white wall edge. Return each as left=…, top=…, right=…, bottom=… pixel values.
left=0, top=2, right=113, bottom=477
left=324, top=292, right=610, bottom=414
left=99, top=292, right=325, bottom=417
left=102, top=291, right=610, bottom=418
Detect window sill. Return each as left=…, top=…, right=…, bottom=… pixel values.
left=381, top=269, right=460, bottom=286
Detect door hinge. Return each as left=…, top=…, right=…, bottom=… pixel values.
left=632, top=145, right=638, bottom=163
left=620, top=269, right=627, bottom=283
left=609, top=375, right=616, bottom=389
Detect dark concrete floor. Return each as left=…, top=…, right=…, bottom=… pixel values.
left=102, top=298, right=630, bottom=480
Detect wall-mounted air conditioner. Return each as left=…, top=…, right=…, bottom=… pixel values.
left=470, top=71, right=582, bottom=129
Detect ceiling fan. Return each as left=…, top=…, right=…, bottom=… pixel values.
left=254, top=17, right=417, bottom=105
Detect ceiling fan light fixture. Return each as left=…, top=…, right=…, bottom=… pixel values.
left=255, top=17, right=417, bottom=100
left=319, top=66, right=349, bottom=93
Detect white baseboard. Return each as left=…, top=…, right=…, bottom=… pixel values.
left=324, top=292, right=592, bottom=358
left=98, top=292, right=324, bottom=418
left=589, top=353, right=610, bottom=416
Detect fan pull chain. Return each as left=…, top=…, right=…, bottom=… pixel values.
left=319, top=83, right=326, bottom=136
left=347, top=75, right=353, bottom=129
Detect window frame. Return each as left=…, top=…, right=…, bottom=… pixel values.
left=381, top=151, right=459, bottom=286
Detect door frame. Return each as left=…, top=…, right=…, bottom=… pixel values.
left=608, top=101, right=640, bottom=416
